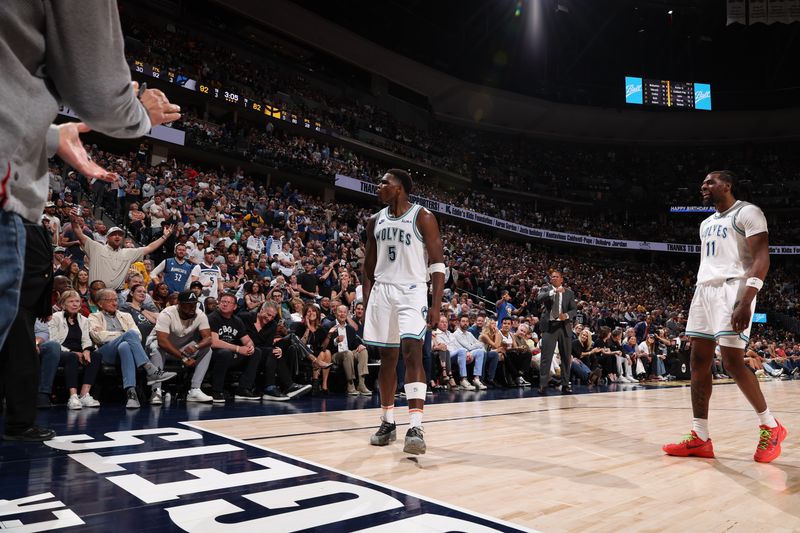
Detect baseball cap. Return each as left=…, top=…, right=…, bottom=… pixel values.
left=54, top=246, right=66, bottom=254
left=108, top=226, right=125, bottom=236
left=190, top=281, right=203, bottom=289
left=178, top=290, right=198, bottom=303
left=45, top=201, right=55, bottom=208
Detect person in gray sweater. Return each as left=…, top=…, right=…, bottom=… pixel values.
left=0, top=0, right=180, bottom=441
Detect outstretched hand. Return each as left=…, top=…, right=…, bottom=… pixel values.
left=55, top=122, right=118, bottom=183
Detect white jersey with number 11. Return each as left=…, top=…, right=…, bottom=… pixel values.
left=696, top=200, right=768, bottom=285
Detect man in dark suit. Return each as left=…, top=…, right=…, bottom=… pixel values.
left=536, top=270, right=577, bottom=395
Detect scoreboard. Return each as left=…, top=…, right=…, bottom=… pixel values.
left=132, top=59, right=326, bottom=133
left=625, top=76, right=711, bottom=110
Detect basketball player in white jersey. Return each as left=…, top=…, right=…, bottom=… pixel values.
left=363, top=169, right=444, bottom=454
left=663, top=171, right=786, bottom=463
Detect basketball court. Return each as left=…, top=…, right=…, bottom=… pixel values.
left=2, top=381, right=798, bottom=531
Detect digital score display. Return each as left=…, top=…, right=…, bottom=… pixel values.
left=626, top=76, right=711, bottom=110
left=132, top=59, right=326, bottom=133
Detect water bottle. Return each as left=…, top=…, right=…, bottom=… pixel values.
left=164, top=392, right=172, bottom=404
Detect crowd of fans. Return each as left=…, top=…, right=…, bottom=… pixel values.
left=119, top=11, right=800, bottom=237
left=35, top=135, right=800, bottom=409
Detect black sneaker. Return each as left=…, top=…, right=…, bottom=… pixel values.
left=370, top=419, right=397, bottom=446
left=262, top=388, right=289, bottom=401
left=234, top=388, right=261, bottom=401
left=403, top=426, right=426, bottom=455
left=211, top=391, right=227, bottom=404
left=285, top=383, right=312, bottom=399
left=3, top=425, right=56, bottom=442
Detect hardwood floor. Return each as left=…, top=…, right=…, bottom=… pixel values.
left=193, top=381, right=800, bottom=532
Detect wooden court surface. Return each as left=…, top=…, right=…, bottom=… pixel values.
left=193, top=382, right=800, bottom=532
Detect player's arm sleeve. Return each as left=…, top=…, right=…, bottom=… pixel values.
left=44, top=0, right=151, bottom=138
left=735, top=205, right=768, bottom=238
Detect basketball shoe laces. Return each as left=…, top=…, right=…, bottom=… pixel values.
left=757, top=427, right=773, bottom=450
left=376, top=419, right=395, bottom=436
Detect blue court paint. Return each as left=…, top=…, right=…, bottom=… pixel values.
left=0, top=410, right=534, bottom=531
left=0, top=383, right=674, bottom=531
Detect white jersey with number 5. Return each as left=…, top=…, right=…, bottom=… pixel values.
left=696, top=200, right=768, bottom=285
left=373, top=204, right=428, bottom=285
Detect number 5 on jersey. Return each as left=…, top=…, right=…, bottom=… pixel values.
left=388, top=245, right=396, bottom=262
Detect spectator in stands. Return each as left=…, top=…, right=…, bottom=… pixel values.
left=639, top=333, right=665, bottom=380
left=296, top=259, right=320, bottom=302
left=121, top=284, right=158, bottom=341
left=452, top=315, right=490, bottom=390
left=595, top=326, right=620, bottom=383
left=431, top=315, right=457, bottom=390
left=571, top=328, right=598, bottom=385
left=295, top=302, right=333, bottom=393
left=323, top=305, right=371, bottom=396
left=38, top=291, right=101, bottom=410
left=89, top=288, right=176, bottom=408
left=505, top=319, right=534, bottom=387
left=332, top=269, right=356, bottom=309
left=69, top=213, right=174, bottom=290
left=244, top=281, right=265, bottom=311
left=477, top=319, right=505, bottom=387
left=208, top=293, right=262, bottom=401
left=150, top=243, right=194, bottom=294
left=239, top=300, right=310, bottom=401
left=148, top=290, right=212, bottom=404
left=190, top=249, right=223, bottom=303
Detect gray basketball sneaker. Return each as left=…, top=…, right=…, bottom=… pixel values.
left=370, top=419, right=397, bottom=446
left=403, top=426, right=426, bottom=455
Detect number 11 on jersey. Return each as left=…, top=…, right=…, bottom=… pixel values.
left=705, top=240, right=716, bottom=257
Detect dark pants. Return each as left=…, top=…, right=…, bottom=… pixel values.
left=0, top=221, right=52, bottom=435
left=505, top=349, right=533, bottom=381
left=263, top=345, right=293, bottom=390
left=39, top=343, right=101, bottom=393
left=539, top=320, right=571, bottom=388
left=211, top=347, right=263, bottom=392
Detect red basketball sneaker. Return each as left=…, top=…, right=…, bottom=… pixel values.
left=753, top=420, right=787, bottom=463
left=662, top=431, right=715, bottom=458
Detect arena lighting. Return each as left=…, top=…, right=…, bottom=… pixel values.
left=668, top=9, right=673, bottom=14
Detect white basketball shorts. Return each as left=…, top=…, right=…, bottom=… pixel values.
left=685, top=278, right=756, bottom=349
left=363, top=282, right=429, bottom=348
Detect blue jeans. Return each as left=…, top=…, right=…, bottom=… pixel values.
left=451, top=348, right=485, bottom=378
left=483, top=350, right=499, bottom=381
left=96, top=330, right=149, bottom=389
left=0, top=211, right=25, bottom=350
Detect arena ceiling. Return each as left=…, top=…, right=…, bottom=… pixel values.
left=291, top=0, right=800, bottom=109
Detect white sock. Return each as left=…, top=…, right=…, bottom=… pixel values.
left=409, top=408, right=424, bottom=428
left=757, top=408, right=777, bottom=428
left=381, top=405, right=395, bottom=424
left=692, top=418, right=709, bottom=441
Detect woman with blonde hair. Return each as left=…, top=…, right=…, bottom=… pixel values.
left=38, top=290, right=101, bottom=410
left=294, top=303, right=333, bottom=393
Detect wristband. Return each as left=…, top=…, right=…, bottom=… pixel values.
left=745, top=277, right=764, bottom=291
left=427, top=262, right=446, bottom=276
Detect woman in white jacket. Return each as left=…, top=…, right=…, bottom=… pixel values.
left=38, top=290, right=102, bottom=410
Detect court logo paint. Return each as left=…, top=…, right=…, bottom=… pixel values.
left=0, top=425, right=533, bottom=532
